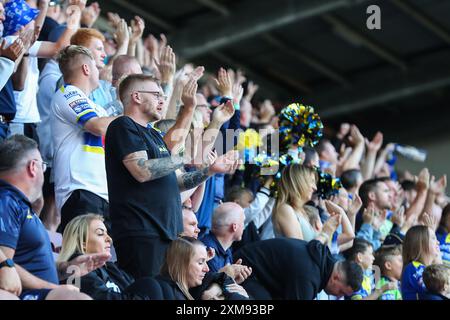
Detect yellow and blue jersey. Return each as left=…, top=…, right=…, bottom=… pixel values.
left=346, top=270, right=374, bottom=300
left=376, top=277, right=402, bottom=300
left=401, top=261, right=426, bottom=300
left=436, top=230, right=450, bottom=266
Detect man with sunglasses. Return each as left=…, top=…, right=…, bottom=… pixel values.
left=105, top=73, right=240, bottom=279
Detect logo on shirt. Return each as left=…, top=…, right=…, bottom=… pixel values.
left=26, top=209, right=33, bottom=219
left=64, top=91, right=82, bottom=100
left=158, top=146, right=168, bottom=153
left=69, top=99, right=91, bottom=114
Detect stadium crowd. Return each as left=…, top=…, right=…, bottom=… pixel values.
left=0, top=0, right=448, bottom=300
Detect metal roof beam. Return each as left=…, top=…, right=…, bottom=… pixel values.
left=323, top=14, right=408, bottom=71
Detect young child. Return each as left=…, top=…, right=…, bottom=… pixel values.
left=419, top=264, right=450, bottom=300
left=343, top=238, right=395, bottom=300
left=401, top=225, right=442, bottom=300
left=373, top=245, right=403, bottom=300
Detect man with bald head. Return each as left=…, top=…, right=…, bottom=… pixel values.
left=200, top=202, right=245, bottom=272
left=100, top=55, right=143, bottom=117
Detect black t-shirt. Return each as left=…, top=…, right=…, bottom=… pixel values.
left=105, top=116, right=182, bottom=241
left=234, top=238, right=336, bottom=300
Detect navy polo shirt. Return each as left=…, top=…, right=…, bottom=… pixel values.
left=0, top=180, right=58, bottom=284
left=0, top=78, right=16, bottom=120
left=200, top=233, right=233, bottom=272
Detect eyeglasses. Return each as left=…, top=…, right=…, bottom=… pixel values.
left=31, top=159, right=48, bottom=173
left=136, top=91, right=167, bottom=101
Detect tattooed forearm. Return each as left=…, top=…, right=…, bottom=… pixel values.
left=136, top=156, right=184, bottom=182
left=178, top=167, right=210, bottom=191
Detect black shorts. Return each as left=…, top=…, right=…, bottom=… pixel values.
left=59, top=189, right=110, bottom=234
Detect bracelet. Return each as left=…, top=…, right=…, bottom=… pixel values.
left=23, top=53, right=30, bottom=57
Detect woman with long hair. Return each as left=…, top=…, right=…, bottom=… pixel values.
left=273, top=164, right=318, bottom=240
left=272, top=164, right=341, bottom=245
left=158, top=236, right=249, bottom=300
left=58, top=214, right=161, bottom=300
left=401, top=225, right=442, bottom=300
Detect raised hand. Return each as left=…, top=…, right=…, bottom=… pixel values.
left=202, top=149, right=218, bottom=168
left=324, top=199, right=346, bottom=216
left=0, top=38, right=24, bottom=62
left=232, top=83, right=244, bottom=105
left=348, top=194, right=363, bottom=218
left=156, top=46, right=176, bottom=84
left=189, top=66, right=205, bottom=81
left=348, top=124, right=364, bottom=146
left=391, top=206, right=405, bottom=228
left=366, top=131, right=383, bottom=152
left=321, top=214, right=342, bottom=239
left=130, top=16, right=145, bottom=43
left=81, top=1, right=101, bottom=28
left=244, top=80, right=259, bottom=101
left=362, top=205, right=376, bottom=225
left=209, top=150, right=240, bottom=175
left=224, top=283, right=249, bottom=298
left=114, top=19, right=130, bottom=47
left=60, top=252, right=111, bottom=279
left=421, top=212, right=438, bottom=231
left=107, top=12, right=121, bottom=28
left=416, top=168, right=430, bottom=191
left=212, top=100, right=235, bottom=125
left=69, top=0, right=87, bottom=11
left=181, top=78, right=198, bottom=109
left=337, top=123, right=351, bottom=140
left=66, top=4, right=82, bottom=30
left=214, top=67, right=232, bottom=97
left=235, top=69, right=247, bottom=86
left=430, top=174, right=447, bottom=195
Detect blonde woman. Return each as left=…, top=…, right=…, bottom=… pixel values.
left=273, top=164, right=342, bottom=244
left=58, top=214, right=161, bottom=300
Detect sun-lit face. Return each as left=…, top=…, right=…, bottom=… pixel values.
left=87, top=38, right=106, bottom=69
left=387, top=254, right=403, bottom=281
left=186, top=245, right=209, bottom=288
left=359, top=245, right=375, bottom=270
left=182, top=209, right=200, bottom=239
left=85, top=219, right=112, bottom=255
left=375, top=182, right=392, bottom=210
left=137, top=81, right=165, bottom=122
left=428, top=228, right=441, bottom=262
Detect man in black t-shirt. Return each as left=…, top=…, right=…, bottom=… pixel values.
left=105, top=74, right=239, bottom=278
left=234, top=238, right=364, bottom=300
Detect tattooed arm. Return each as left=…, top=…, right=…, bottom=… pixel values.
left=123, top=150, right=184, bottom=183
left=177, top=149, right=241, bottom=191
left=177, top=167, right=212, bottom=192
